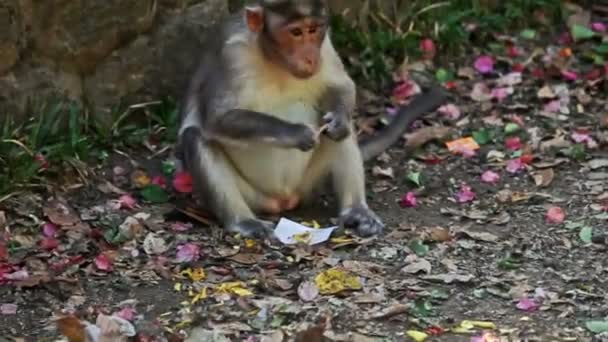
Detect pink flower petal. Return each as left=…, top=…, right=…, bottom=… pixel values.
left=39, top=238, right=59, bottom=251
left=456, top=184, right=476, bottom=203
left=572, top=132, right=598, bottom=148
left=592, top=22, right=607, bottom=32
left=151, top=175, right=166, bottom=188
left=95, top=253, right=113, bottom=272
left=546, top=206, right=565, bottom=224
left=420, top=38, right=436, bottom=59
left=176, top=243, right=200, bottom=263
left=171, top=222, right=193, bottom=232
left=438, top=104, right=461, bottom=120
left=474, top=55, right=495, bottom=74
left=4, top=270, right=29, bottom=280
left=399, top=192, right=417, bottom=208
left=505, top=136, right=522, bottom=151
left=543, top=100, right=562, bottom=113
left=491, top=87, right=512, bottom=102
left=173, top=172, right=193, bottom=193
left=113, top=166, right=126, bottom=176
left=506, top=158, right=524, bottom=174
left=115, top=307, right=136, bottom=321
left=561, top=70, right=578, bottom=81
left=1, top=303, right=18, bottom=315
left=42, top=222, right=58, bottom=238
left=516, top=297, right=540, bottom=312
left=118, top=194, right=137, bottom=210
left=392, top=80, right=420, bottom=103
left=481, top=170, right=500, bottom=184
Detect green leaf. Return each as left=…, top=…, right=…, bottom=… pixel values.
left=566, top=144, right=587, bottom=161
left=140, top=184, right=169, bottom=203
left=430, top=288, right=449, bottom=300
left=594, top=212, right=608, bottom=220
left=565, top=221, right=585, bottom=230
left=409, top=240, right=429, bottom=257
left=161, top=160, right=177, bottom=176
left=504, top=123, right=519, bottom=134
left=579, top=226, right=593, bottom=243
left=473, top=288, right=487, bottom=299
left=586, top=320, right=608, bottom=333
left=410, top=299, right=434, bottom=318
left=595, top=43, right=608, bottom=55
left=435, top=68, right=452, bottom=83
left=407, top=172, right=422, bottom=187
left=498, top=256, right=522, bottom=270
left=520, top=29, right=537, bottom=40
left=472, top=130, right=491, bottom=145
left=571, top=24, right=596, bottom=41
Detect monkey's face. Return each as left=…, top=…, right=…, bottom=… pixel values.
left=269, top=17, right=326, bottom=79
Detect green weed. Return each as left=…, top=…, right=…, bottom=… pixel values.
left=330, top=0, right=562, bottom=92
left=0, top=97, right=179, bottom=196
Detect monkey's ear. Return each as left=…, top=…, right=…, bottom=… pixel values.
left=245, top=6, right=264, bottom=33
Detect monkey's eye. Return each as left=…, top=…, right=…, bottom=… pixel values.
left=308, top=26, right=318, bottom=34
left=290, top=28, right=303, bottom=37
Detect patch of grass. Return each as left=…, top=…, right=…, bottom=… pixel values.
left=330, top=0, right=563, bottom=92
left=0, top=97, right=179, bottom=196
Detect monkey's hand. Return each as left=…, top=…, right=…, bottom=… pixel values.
left=292, top=124, right=320, bottom=151
left=322, top=112, right=350, bottom=141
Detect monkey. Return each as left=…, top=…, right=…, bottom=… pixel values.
left=175, top=0, right=448, bottom=240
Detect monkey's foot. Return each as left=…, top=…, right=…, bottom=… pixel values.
left=281, top=194, right=300, bottom=211
left=339, top=207, right=385, bottom=237
left=226, top=219, right=276, bottom=240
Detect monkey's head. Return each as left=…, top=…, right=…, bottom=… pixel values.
left=246, top=0, right=329, bottom=79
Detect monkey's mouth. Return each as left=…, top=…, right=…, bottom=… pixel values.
left=291, top=68, right=317, bottom=79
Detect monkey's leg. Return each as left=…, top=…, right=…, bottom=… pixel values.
left=181, top=127, right=279, bottom=238
left=327, top=136, right=385, bottom=237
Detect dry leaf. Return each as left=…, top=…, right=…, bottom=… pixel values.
left=372, top=166, right=394, bottom=179
left=537, top=85, right=556, bottom=98
left=532, top=168, right=555, bottom=187
left=404, top=126, right=452, bottom=149
left=402, top=259, right=432, bottom=274
left=297, top=281, right=319, bottom=302
left=43, top=199, right=80, bottom=226
left=228, top=253, right=263, bottom=265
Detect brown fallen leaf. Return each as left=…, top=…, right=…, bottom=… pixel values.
left=43, top=199, right=80, bottom=226
left=422, top=273, right=474, bottom=284
left=372, top=166, right=394, bottom=179
left=404, top=126, right=452, bottom=149
left=428, top=226, right=451, bottom=242
left=57, top=315, right=88, bottom=342
left=402, top=258, right=432, bottom=274
left=532, top=168, right=555, bottom=187
left=294, top=320, right=327, bottom=342
left=369, top=304, right=409, bottom=319
left=228, top=253, right=263, bottom=265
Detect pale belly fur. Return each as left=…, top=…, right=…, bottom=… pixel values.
left=223, top=101, right=319, bottom=197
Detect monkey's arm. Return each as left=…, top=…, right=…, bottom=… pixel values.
left=207, top=109, right=319, bottom=151
left=319, top=82, right=356, bottom=141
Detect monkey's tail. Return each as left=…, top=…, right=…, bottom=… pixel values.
left=359, top=85, right=448, bottom=162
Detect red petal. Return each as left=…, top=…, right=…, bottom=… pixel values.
left=0, top=243, right=7, bottom=261
left=173, top=172, right=193, bottom=193
left=39, top=238, right=59, bottom=251
left=95, top=253, right=113, bottom=272
left=546, top=207, right=565, bottom=224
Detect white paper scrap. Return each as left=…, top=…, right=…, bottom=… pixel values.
left=273, top=218, right=337, bottom=245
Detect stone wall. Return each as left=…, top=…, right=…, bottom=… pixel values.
left=0, top=0, right=229, bottom=119
left=0, top=0, right=369, bottom=120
